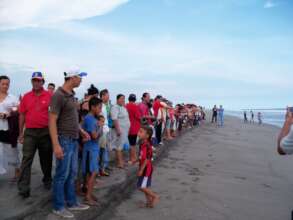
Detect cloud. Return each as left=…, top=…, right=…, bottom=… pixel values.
left=0, top=0, right=129, bottom=30
left=264, top=0, right=277, bottom=8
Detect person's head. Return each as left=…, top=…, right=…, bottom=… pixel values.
left=31, top=72, right=45, bottom=91
left=117, top=94, right=125, bottom=106
left=47, top=83, right=55, bottom=93
left=128, top=94, right=136, bottom=103
left=64, top=67, right=87, bottom=89
left=155, top=95, right=162, bottom=101
left=100, top=89, right=109, bottom=103
left=89, top=97, right=102, bottom=116
left=220, top=105, right=223, bottom=108
left=0, top=75, right=10, bottom=94
left=138, top=126, right=153, bottom=142
left=97, top=115, right=105, bottom=124
left=87, top=84, right=99, bottom=97
left=142, top=92, right=150, bottom=103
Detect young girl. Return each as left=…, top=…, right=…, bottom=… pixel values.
left=137, top=126, right=159, bottom=208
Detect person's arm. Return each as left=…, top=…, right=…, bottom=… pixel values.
left=277, top=111, right=293, bottom=155
left=49, top=112, right=64, bottom=159
left=18, top=112, right=25, bottom=144
left=111, top=106, right=121, bottom=136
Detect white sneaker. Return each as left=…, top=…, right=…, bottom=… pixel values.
left=68, top=203, right=90, bottom=211
left=52, top=209, right=74, bottom=218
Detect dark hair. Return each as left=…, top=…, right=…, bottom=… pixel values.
left=140, top=126, right=153, bottom=142
left=0, top=75, right=10, bottom=82
left=142, top=92, right=149, bottom=99
left=97, top=115, right=105, bottom=121
left=100, top=89, right=109, bottom=98
left=117, top=94, right=125, bottom=100
left=87, top=84, right=99, bottom=96
left=128, top=94, right=136, bottom=102
left=89, top=97, right=102, bottom=110
left=48, top=83, right=55, bottom=88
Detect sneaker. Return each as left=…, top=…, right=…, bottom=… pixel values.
left=68, top=203, right=90, bottom=211
left=52, top=209, right=74, bottom=218
left=19, top=191, right=30, bottom=199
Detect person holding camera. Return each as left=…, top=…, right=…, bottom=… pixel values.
left=278, top=107, right=293, bottom=155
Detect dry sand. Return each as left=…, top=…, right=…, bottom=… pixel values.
left=107, top=116, right=293, bottom=220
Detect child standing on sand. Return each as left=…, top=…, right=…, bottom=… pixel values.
left=82, top=97, right=103, bottom=206
left=137, top=126, right=159, bottom=208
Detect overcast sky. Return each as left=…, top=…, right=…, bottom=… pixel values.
left=0, top=0, right=292, bottom=110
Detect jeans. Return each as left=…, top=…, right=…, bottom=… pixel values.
left=53, top=136, right=78, bottom=211
left=99, top=147, right=109, bottom=170
left=218, top=114, right=224, bottom=126
left=18, top=128, right=52, bottom=194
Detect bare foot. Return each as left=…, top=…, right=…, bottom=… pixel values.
left=150, top=195, right=160, bottom=208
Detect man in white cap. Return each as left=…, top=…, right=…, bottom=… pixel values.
left=49, top=67, right=90, bottom=218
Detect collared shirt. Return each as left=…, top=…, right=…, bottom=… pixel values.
left=49, top=87, right=79, bottom=139
left=19, top=88, right=51, bottom=129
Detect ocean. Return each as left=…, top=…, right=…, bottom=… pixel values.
left=226, top=110, right=286, bottom=128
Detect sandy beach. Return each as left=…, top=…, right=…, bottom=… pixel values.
left=106, top=115, right=293, bottom=220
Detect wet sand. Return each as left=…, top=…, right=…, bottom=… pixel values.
left=107, top=116, right=293, bottom=220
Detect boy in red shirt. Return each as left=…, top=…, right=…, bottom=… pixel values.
left=137, top=126, right=159, bottom=208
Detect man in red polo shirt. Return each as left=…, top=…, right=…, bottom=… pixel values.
left=18, top=72, right=53, bottom=198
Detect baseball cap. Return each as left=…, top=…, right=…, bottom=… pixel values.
left=32, top=72, right=45, bottom=80
left=64, top=67, right=87, bottom=78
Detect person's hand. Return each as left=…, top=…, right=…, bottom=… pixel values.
left=137, top=170, right=143, bottom=177
left=54, top=144, right=64, bottom=160
left=278, top=145, right=286, bottom=155
left=18, top=134, right=24, bottom=144
left=80, top=129, right=91, bottom=142
left=0, top=113, right=6, bottom=119
left=117, top=129, right=122, bottom=136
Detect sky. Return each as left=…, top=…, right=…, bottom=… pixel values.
left=0, top=0, right=292, bottom=110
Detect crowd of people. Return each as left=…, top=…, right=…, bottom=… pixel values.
left=211, top=105, right=224, bottom=126
left=0, top=69, right=206, bottom=218
left=243, top=110, right=262, bottom=125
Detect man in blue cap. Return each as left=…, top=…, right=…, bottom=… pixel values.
left=18, top=72, right=53, bottom=198
left=49, top=67, right=90, bottom=218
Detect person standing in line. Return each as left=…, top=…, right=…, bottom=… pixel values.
left=49, top=68, right=89, bottom=218
left=244, top=111, right=248, bottom=123
left=0, top=75, right=19, bottom=179
left=153, top=95, right=168, bottom=145
left=126, top=94, right=141, bottom=164
left=257, top=112, right=262, bottom=125
left=47, top=83, right=56, bottom=94
left=136, top=126, right=159, bottom=208
left=82, top=97, right=103, bottom=206
left=250, top=110, right=255, bottom=124
left=99, top=89, right=112, bottom=175
left=211, top=105, right=217, bottom=123
left=217, top=105, right=224, bottom=127
left=111, top=94, right=130, bottom=169
left=18, top=72, right=53, bottom=198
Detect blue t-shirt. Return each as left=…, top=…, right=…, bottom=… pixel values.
left=83, top=114, right=99, bottom=150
